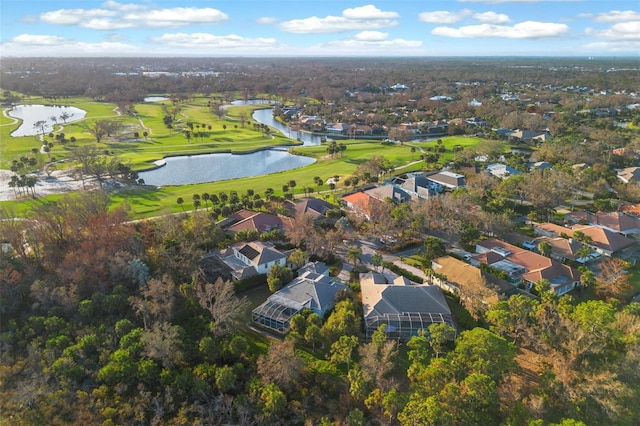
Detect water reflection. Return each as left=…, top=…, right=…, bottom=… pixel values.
left=8, top=104, right=86, bottom=137
left=139, top=149, right=315, bottom=186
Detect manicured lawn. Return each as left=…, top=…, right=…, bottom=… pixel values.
left=1, top=93, right=492, bottom=218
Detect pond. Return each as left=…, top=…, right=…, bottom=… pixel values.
left=138, top=149, right=315, bottom=186
left=8, top=104, right=87, bottom=137
left=144, top=96, right=169, bottom=102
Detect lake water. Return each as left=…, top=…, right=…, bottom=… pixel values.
left=251, top=108, right=323, bottom=146
left=8, top=104, right=87, bottom=137
left=138, top=149, right=315, bottom=186
left=144, top=96, right=169, bottom=102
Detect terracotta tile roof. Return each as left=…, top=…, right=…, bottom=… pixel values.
left=432, top=256, right=501, bottom=304
left=476, top=238, right=581, bottom=292
left=535, top=222, right=572, bottom=236
left=342, top=191, right=372, bottom=217
left=619, top=203, right=640, bottom=217
left=224, top=210, right=286, bottom=235
left=571, top=225, right=635, bottom=253
left=567, top=211, right=640, bottom=233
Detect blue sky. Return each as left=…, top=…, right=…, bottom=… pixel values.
left=1, top=0, right=638, bottom=57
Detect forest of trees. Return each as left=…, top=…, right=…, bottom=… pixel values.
left=1, top=188, right=639, bottom=425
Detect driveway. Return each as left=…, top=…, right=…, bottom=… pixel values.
left=338, top=237, right=430, bottom=284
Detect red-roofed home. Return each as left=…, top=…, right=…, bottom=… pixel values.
left=220, top=209, right=287, bottom=237
left=566, top=211, right=640, bottom=236
left=473, top=239, right=581, bottom=295
left=342, top=191, right=372, bottom=219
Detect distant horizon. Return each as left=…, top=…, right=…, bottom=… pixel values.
left=1, top=1, right=638, bottom=58
left=1, top=55, right=638, bottom=61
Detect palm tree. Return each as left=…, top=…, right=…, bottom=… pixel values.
left=347, top=245, right=362, bottom=267
left=202, top=193, right=210, bottom=210
left=576, top=245, right=592, bottom=262
left=351, top=176, right=359, bottom=191
left=288, top=180, right=297, bottom=195
left=177, top=197, right=185, bottom=211
left=371, top=253, right=383, bottom=272
left=538, top=241, right=553, bottom=257
left=264, top=187, right=274, bottom=200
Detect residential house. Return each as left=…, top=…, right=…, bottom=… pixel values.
left=360, top=271, right=455, bottom=340
left=284, top=197, right=335, bottom=222
left=465, top=116, right=488, bottom=126
left=495, top=128, right=515, bottom=139
left=509, top=130, right=546, bottom=144
left=342, top=191, right=373, bottom=219
left=325, top=122, right=349, bottom=135
left=468, top=99, right=483, bottom=107
left=391, top=83, right=409, bottom=90
left=528, top=161, right=552, bottom=172
left=388, top=174, right=438, bottom=199
left=364, top=185, right=411, bottom=204
left=534, top=222, right=635, bottom=257
left=217, top=241, right=288, bottom=280
left=431, top=256, right=521, bottom=304
left=473, top=239, right=581, bottom=295
left=425, top=170, right=466, bottom=190
left=570, top=225, right=635, bottom=256
left=252, top=262, right=347, bottom=333
left=531, top=133, right=553, bottom=144
left=619, top=203, right=640, bottom=218
left=565, top=211, right=640, bottom=236
left=486, top=163, right=522, bottom=179
left=617, top=167, right=640, bottom=185
left=430, top=95, right=452, bottom=101
left=342, top=185, right=412, bottom=219
left=572, top=163, right=589, bottom=172
left=220, top=209, right=287, bottom=237
left=527, top=236, right=591, bottom=263
left=298, top=115, right=325, bottom=131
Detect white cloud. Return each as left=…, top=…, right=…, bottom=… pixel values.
left=150, top=33, right=279, bottom=49
left=419, top=10, right=472, bottom=24
left=256, top=17, right=278, bottom=25
left=279, top=5, right=399, bottom=34
left=82, top=18, right=135, bottom=30
left=432, top=21, right=569, bottom=38
left=581, top=40, right=640, bottom=53
left=101, top=1, right=146, bottom=12
left=473, top=11, right=510, bottom=24
left=10, top=34, right=68, bottom=46
left=587, top=10, right=640, bottom=23
left=40, top=8, right=116, bottom=25
left=586, top=21, right=640, bottom=41
left=354, top=31, right=390, bottom=41
left=2, top=34, right=138, bottom=56
left=342, top=5, right=399, bottom=20
left=125, top=8, right=229, bottom=28
left=39, top=5, right=228, bottom=29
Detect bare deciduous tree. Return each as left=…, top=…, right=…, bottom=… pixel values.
left=195, top=275, right=248, bottom=337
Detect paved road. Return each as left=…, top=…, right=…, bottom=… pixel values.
left=337, top=237, right=431, bottom=284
